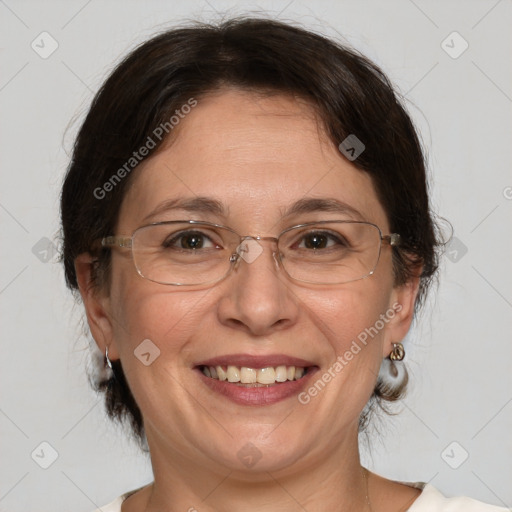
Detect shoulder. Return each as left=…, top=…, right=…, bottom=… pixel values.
left=92, top=483, right=509, bottom=512
left=91, top=486, right=143, bottom=512
left=408, top=483, right=509, bottom=511
left=91, top=494, right=124, bottom=512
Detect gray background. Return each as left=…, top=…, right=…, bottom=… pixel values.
left=1, top=0, right=511, bottom=510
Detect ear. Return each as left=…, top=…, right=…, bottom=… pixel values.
left=382, top=276, right=421, bottom=358
left=75, top=253, right=120, bottom=360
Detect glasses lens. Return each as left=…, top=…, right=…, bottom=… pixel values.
left=131, top=222, right=238, bottom=285
left=278, top=222, right=382, bottom=284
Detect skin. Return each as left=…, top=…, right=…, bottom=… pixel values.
left=76, top=89, right=422, bottom=511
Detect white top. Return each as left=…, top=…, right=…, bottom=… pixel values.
left=92, top=483, right=509, bottom=511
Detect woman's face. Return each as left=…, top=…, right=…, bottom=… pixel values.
left=85, top=89, right=417, bottom=476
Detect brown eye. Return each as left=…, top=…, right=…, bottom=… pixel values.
left=163, top=231, right=216, bottom=250
left=303, top=233, right=328, bottom=249
left=298, top=231, right=348, bottom=250
left=180, top=233, right=205, bottom=249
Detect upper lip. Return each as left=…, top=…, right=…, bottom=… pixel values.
left=195, top=354, right=317, bottom=368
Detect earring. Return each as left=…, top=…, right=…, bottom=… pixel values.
left=105, top=345, right=113, bottom=369
left=389, top=342, right=405, bottom=361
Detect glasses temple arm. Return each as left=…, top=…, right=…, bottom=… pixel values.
left=101, top=236, right=133, bottom=248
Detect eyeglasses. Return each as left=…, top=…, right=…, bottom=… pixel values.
left=101, top=220, right=401, bottom=286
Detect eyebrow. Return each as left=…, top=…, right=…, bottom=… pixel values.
left=280, top=197, right=365, bottom=221
left=142, top=197, right=227, bottom=223
left=142, top=196, right=365, bottom=224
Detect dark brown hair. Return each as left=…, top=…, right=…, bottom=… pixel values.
left=61, top=17, right=440, bottom=445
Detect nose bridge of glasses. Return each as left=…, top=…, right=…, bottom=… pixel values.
left=245, top=235, right=279, bottom=245
left=233, top=235, right=281, bottom=269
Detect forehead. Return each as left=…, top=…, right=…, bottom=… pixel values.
left=118, top=89, right=388, bottom=232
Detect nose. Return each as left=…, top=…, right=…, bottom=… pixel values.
left=216, top=237, right=300, bottom=336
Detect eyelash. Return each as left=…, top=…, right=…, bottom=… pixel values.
left=162, top=230, right=350, bottom=250
left=163, top=230, right=220, bottom=249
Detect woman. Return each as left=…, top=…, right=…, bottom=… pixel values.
left=61, top=17, right=506, bottom=511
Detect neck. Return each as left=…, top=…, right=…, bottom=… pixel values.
left=140, top=427, right=370, bottom=512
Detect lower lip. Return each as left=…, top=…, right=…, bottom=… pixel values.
left=196, top=368, right=318, bottom=406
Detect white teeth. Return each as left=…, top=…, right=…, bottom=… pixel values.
left=240, top=367, right=257, bottom=384
left=201, top=365, right=308, bottom=384
left=275, top=365, right=287, bottom=382
left=227, top=365, right=240, bottom=382
left=257, top=367, right=276, bottom=384
left=215, top=366, right=226, bottom=381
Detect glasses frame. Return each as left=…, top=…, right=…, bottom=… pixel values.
left=101, top=220, right=401, bottom=286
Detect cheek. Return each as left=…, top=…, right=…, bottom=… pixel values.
left=303, top=279, right=394, bottom=354
left=289, top=283, right=395, bottom=437
left=109, top=270, right=207, bottom=364
left=108, top=281, right=213, bottom=426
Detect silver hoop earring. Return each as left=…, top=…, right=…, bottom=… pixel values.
left=105, top=345, right=113, bottom=369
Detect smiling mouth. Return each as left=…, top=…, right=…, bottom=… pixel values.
left=199, top=365, right=310, bottom=386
